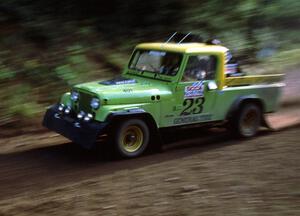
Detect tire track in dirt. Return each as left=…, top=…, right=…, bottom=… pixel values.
left=0, top=123, right=299, bottom=200
left=0, top=128, right=231, bottom=200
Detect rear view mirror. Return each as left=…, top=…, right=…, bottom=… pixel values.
left=207, top=81, right=218, bottom=90
left=196, top=70, right=206, bottom=80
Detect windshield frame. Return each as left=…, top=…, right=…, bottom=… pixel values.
left=128, top=49, right=184, bottom=78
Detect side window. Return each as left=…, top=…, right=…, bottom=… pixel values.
left=182, top=55, right=217, bottom=82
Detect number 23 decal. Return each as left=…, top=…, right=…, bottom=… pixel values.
left=180, top=97, right=205, bottom=116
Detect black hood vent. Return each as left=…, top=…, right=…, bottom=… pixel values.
left=99, top=76, right=137, bottom=85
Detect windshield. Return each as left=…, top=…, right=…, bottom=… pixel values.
left=129, top=50, right=182, bottom=76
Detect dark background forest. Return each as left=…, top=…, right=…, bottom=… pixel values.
left=0, top=0, right=299, bottom=133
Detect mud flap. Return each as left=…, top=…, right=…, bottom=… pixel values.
left=43, top=105, right=108, bottom=149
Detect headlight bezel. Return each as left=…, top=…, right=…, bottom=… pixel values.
left=70, top=91, right=80, bottom=102
left=90, top=98, right=100, bottom=110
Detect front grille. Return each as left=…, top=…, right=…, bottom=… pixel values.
left=75, top=91, right=94, bottom=113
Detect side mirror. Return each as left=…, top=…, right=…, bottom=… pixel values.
left=207, top=81, right=218, bottom=90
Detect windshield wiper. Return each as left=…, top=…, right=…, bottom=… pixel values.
left=130, top=65, right=168, bottom=81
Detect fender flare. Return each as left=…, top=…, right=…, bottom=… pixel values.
left=106, top=108, right=156, bottom=125
left=105, top=109, right=163, bottom=150
left=226, top=95, right=267, bottom=126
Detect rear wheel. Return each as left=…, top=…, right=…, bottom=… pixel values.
left=113, top=119, right=150, bottom=158
left=234, top=103, right=262, bottom=138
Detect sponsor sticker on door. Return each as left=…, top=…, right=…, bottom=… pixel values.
left=184, top=81, right=204, bottom=98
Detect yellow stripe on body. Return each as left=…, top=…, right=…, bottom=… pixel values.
left=224, top=74, right=284, bottom=87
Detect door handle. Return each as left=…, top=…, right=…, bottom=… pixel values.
left=174, top=105, right=183, bottom=111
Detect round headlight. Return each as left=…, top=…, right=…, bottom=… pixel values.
left=90, top=98, right=100, bottom=109
left=71, top=91, right=79, bottom=102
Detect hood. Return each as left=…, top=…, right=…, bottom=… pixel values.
left=74, top=77, right=171, bottom=104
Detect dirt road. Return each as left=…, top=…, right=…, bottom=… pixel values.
left=0, top=125, right=299, bottom=215
left=0, top=69, right=299, bottom=215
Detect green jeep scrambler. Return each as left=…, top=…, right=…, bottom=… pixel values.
left=43, top=37, right=284, bottom=158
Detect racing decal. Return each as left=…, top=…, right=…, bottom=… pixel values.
left=123, top=88, right=133, bottom=93
left=225, top=51, right=233, bottom=63
left=149, top=51, right=166, bottom=56
left=184, top=81, right=204, bottom=99
left=225, top=63, right=238, bottom=76
left=180, top=97, right=205, bottom=116
left=173, top=114, right=212, bottom=125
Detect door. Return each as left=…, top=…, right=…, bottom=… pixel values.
left=161, top=54, right=219, bottom=127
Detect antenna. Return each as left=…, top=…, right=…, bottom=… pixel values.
left=165, top=32, right=177, bottom=44
left=178, top=32, right=191, bottom=44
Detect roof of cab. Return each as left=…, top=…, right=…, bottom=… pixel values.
left=136, top=42, right=229, bottom=54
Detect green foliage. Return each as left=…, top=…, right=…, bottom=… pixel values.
left=54, top=64, right=76, bottom=84
left=0, top=66, right=16, bottom=80
left=0, top=84, right=42, bottom=126
left=262, top=49, right=300, bottom=72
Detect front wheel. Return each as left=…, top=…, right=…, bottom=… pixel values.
left=113, top=119, right=150, bottom=158
left=233, top=103, right=262, bottom=138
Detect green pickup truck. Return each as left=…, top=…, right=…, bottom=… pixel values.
left=43, top=38, right=284, bottom=158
